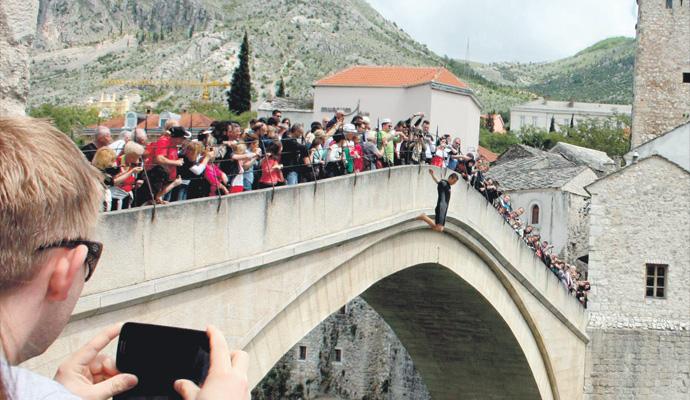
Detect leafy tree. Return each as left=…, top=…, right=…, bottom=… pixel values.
left=28, top=104, right=100, bottom=140
left=515, top=115, right=630, bottom=156
left=275, top=78, right=286, bottom=98
left=187, top=101, right=256, bottom=127
left=561, top=114, right=631, bottom=156
left=519, top=127, right=565, bottom=150
left=227, top=32, right=252, bottom=114
left=479, top=127, right=520, bottom=154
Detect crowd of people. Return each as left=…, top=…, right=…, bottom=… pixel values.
left=493, top=194, right=591, bottom=306
left=81, top=109, right=589, bottom=305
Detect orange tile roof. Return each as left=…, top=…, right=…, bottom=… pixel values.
left=93, top=116, right=126, bottom=129
left=315, top=66, right=468, bottom=89
left=178, top=113, right=214, bottom=129
left=90, top=112, right=215, bottom=130
left=478, top=146, right=498, bottom=163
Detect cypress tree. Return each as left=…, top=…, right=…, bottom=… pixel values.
left=227, top=32, right=252, bottom=114
left=549, top=116, right=556, bottom=132
left=276, top=78, right=286, bottom=97
left=486, top=111, right=495, bottom=133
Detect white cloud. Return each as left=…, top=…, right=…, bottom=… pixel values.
left=367, top=0, right=638, bottom=63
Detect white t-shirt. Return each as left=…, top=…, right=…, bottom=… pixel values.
left=327, top=143, right=342, bottom=163
left=1, top=362, right=80, bottom=399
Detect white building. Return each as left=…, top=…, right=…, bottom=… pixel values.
left=510, top=99, right=632, bottom=133
left=313, top=66, right=482, bottom=153
left=487, top=145, right=599, bottom=261
left=257, top=97, right=315, bottom=128
left=623, top=121, right=690, bottom=171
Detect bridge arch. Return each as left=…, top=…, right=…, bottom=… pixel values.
left=24, top=166, right=587, bottom=399
left=244, top=226, right=553, bottom=399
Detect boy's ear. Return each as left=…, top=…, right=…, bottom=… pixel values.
left=45, top=246, right=87, bottom=301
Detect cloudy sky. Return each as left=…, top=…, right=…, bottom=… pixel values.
left=367, top=0, right=638, bottom=63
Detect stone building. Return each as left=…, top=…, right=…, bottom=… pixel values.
left=252, top=297, right=430, bottom=400
left=0, top=1, right=39, bottom=116
left=631, top=0, right=690, bottom=147
left=488, top=144, right=599, bottom=262
left=584, top=154, right=690, bottom=399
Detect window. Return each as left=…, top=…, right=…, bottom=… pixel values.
left=334, top=348, right=342, bottom=363
left=683, top=73, right=690, bottom=83
left=645, top=264, right=667, bottom=298
left=520, top=116, right=526, bottom=127
left=532, top=116, right=538, bottom=126
left=531, top=205, right=540, bottom=225
left=666, top=0, right=673, bottom=8
left=298, top=346, right=307, bottom=360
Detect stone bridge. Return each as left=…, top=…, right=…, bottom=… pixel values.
left=25, top=166, right=588, bottom=399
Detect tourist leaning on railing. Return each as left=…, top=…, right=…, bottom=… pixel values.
left=85, top=112, right=590, bottom=306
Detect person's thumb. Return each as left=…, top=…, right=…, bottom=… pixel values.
left=174, top=379, right=201, bottom=400
left=92, top=373, right=138, bottom=398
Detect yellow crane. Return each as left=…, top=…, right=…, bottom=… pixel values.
left=103, top=75, right=230, bottom=101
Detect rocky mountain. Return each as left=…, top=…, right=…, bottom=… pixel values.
left=30, top=0, right=439, bottom=107
left=29, top=0, right=634, bottom=118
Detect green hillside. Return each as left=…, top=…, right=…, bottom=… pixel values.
left=473, top=37, right=635, bottom=106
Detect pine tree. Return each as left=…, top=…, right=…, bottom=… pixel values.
left=227, top=32, right=252, bottom=114
left=276, top=78, right=286, bottom=98
left=549, top=116, right=556, bottom=132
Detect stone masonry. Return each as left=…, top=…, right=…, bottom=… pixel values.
left=0, top=0, right=39, bottom=116
left=252, top=297, right=430, bottom=400
left=585, top=156, right=690, bottom=399
left=631, top=0, right=690, bottom=147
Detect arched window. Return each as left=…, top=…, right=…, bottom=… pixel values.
left=531, top=205, right=540, bottom=225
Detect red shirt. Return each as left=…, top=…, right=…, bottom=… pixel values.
left=259, top=158, right=285, bottom=185
left=145, top=135, right=178, bottom=179
left=353, top=144, right=364, bottom=172
left=117, top=154, right=137, bottom=192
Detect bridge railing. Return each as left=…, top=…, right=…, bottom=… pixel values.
left=81, top=166, right=585, bottom=329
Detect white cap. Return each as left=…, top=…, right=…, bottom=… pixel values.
left=362, top=116, right=371, bottom=124
left=343, top=123, right=357, bottom=133
left=381, top=118, right=391, bottom=125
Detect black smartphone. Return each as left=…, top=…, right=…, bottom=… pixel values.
left=114, top=322, right=210, bottom=400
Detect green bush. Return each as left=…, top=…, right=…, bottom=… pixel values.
left=28, top=104, right=100, bottom=138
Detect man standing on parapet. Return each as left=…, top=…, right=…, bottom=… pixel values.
left=417, top=169, right=459, bottom=232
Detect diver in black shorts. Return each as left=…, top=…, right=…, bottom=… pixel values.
left=417, top=169, right=459, bottom=232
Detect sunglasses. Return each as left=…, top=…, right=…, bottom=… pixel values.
left=36, top=239, right=103, bottom=282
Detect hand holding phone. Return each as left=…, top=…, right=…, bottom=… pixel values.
left=174, top=326, right=249, bottom=400
left=114, top=323, right=248, bottom=400
left=54, top=323, right=138, bottom=400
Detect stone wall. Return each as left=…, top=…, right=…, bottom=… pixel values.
left=585, top=156, right=690, bottom=398
left=631, top=0, right=690, bottom=147
left=252, top=297, right=430, bottom=400
left=0, top=0, right=39, bottom=116
left=585, top=329, right=690, bottom=399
